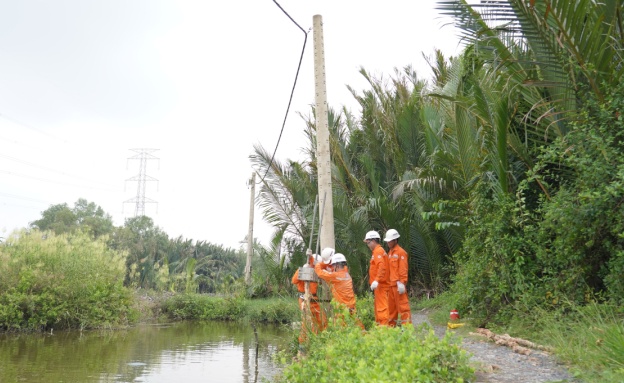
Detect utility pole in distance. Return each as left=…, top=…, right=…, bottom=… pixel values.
left=245, top=172, right=256, bottom=286
left=313, top=14, right=335, bottom=250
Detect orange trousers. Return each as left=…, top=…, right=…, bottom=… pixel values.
left=373, top=285, right=391, bottom=326
left=388, top=287, right=412, bottom=327
left=298, top=298, right=326, bottom=343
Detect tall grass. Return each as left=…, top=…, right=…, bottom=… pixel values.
left=0, top=230, right=134, bottom=331
left=538, top=303, right=624, bottom=383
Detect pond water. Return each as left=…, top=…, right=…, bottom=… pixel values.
left=0, top=321, right=291, bottom=383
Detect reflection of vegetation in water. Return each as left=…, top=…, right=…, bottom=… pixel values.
left=0, top=321, right=290, bottom=383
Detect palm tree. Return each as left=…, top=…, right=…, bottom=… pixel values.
left=437, top=0, right=624, bottom=142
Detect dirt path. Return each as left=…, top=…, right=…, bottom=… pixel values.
left=410, top=311, right=579, bottom=383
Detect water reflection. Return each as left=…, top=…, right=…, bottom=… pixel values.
left=0, top=321, right=289, bottom=383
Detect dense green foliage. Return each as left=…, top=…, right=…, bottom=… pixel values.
left=532, top=84, right=624, bottom=305
left=30, top=198, right=114, bottom=238
left=0, top=230, right=133, bottom=331
left=448, top=75, right=624, bottom=325
left=29, top=203, right=247, bottom=295
left=278, top=313, right=473, bottom=383
left=160, top=294, right=299, bottom=324
left=110, top=216, right=245, bottom=293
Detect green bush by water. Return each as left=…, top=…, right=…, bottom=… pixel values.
left=0, top=230, right=134, bottom=331
left=160, top=294, right=374, bottom=327
left=245, top=297, right=300, bottom=323
left=161, top=294, right=299, bottom=323
left=277, top=309, right=473, bottom=383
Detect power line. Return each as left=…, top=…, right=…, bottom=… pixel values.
left=0, top=153, right=117, bottom=188
left=0, top=110, right=116, bottom=158
left=256, top=1, right=309, bottom=184
left=0, top=191, right=51, bottom=205
left=0, top=112, right=69, bottom=144
left=0, top=201, right=44, bottom=211
left=0, top=133, right=48, bottom=152
left=0, top=169, right=119, bottom=192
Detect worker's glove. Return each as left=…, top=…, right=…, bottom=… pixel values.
left=397, top=281, right=406, bottom=294
left=306, top=248, right=313, bottom=257
left=370, top=280, right=379, bottom=291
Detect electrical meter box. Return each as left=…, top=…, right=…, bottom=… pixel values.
left=297, top=267, right=319, bottom=282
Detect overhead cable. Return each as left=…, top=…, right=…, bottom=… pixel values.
left=256, top=1, right=309, bottom=185
left=0, top=153, right=117, bottom=189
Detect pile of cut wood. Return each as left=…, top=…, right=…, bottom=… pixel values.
left=470, top=328, right=553, bottom=355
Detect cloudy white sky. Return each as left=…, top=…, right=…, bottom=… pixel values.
left=0, top=0, right=462, bottom=249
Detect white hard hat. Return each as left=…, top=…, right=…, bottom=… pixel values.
left=384, top=229, right=400, bottom=242
left=331, top=253, right=347, bottom=264
left=364, top=230, right=381, bottom=241
left=321, top=247, right=335, bottom=263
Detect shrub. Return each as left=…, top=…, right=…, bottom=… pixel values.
left=278, top=311, right=473, bottom=382
left=355, top=294, right=375, bottom=330
left=160, top=294, right=244, bottom=321
left=160, top=294, right=299, bottom=323
left=447, top=192, right=539, bottom=325
left=0, top=230, right=133, bottom=331
left=245, top=297, right=299, bottom=323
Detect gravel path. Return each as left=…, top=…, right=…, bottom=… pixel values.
left=411, top=311, right=579, bottom=383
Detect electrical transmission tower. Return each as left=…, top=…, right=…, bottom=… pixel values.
left=124, top=148, right=159, bottom=217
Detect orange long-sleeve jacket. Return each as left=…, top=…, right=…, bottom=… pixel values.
left=369, top=244, right=389, bottom=286
left=314, top=262, right=356, bottom=309
left=387, top=244, right=409, bottom=286
left=291, top=268, right=319, bottom=295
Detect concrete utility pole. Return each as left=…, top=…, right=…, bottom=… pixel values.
left=245, top=172, right=256, bottom=286
left=313, top=14, right=335, bottom=250
left=313, top=15, right=334, bottom=320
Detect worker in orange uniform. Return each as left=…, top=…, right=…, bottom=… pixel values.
left=291, top=249, right=327, bottom=343
left=365, top=230, right=391, bottom=326
left=314, top=252, right=357, bottom=314
left=384, top=229, right=412, bottom=327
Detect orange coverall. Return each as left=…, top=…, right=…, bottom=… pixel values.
left=369, top=244, right=391, bottom=326
left=291, top=268, right=326, bottom=342
left=387, top=244, right=412, bottom=326
left=314, top=262, right=356, bottom=311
